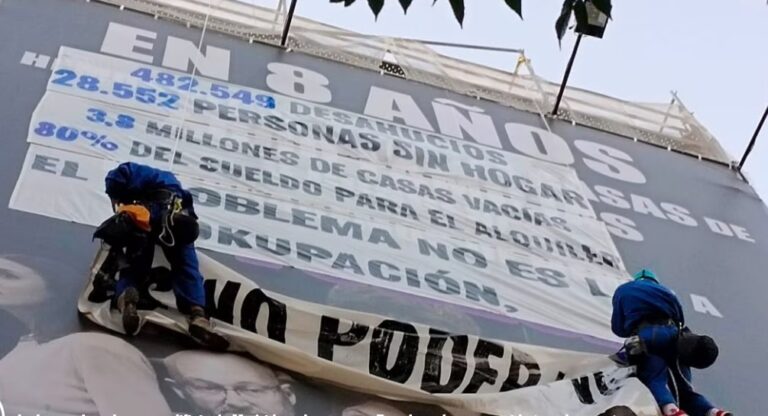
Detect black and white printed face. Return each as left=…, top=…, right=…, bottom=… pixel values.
left=167, top=350, right=296, bottom=416
left=0, top=256, right=47, bottom=307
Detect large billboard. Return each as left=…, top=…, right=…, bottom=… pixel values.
left=0, top=0, right=765, bottom=414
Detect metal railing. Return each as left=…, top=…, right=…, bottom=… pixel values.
left=94, top=0, right=733, bottom=164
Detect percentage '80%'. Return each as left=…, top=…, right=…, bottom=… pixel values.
left=34, top=121, right=119, bottom=151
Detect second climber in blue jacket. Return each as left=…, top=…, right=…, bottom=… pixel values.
left=104, top=161, right=227, bottom=349
left=611, top=269, right=730, bottom=416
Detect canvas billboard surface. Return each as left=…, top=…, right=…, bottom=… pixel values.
left=0, top=0, right=765, bottom=414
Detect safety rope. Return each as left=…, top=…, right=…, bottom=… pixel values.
left=668, top=367, right=680, bottom=403
left=158, top=197, right=183, bottom=247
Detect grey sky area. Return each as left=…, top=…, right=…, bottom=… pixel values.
left=239, top=0, right=767, bottom=200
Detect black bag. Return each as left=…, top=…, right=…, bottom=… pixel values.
left=93, top=212, right=148, bottom=248
left=677, top=328, right=719, bottom=369
left=158, top=210, right=199, bottom=247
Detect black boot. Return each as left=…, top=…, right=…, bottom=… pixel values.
left=188, top=306, right=229, bottom=351
left=117, top=287, right=140, bottom=336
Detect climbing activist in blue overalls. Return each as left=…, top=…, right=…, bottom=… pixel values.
left=103, top=161, right=227, bottom=349
left=611, top=269, right=731, bottom=416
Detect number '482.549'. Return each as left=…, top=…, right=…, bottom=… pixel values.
left=130, top=67, right=275, bottom=109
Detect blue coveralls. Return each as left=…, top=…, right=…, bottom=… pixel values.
left=611, top=277, right=714, bottom=416
left=105, top=162, right=205, bottom=313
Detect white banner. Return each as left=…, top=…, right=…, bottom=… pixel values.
left=27, top=91, right=624, bottom=271
left=10, top=46, right=632, bottom=342
left=11, top=144, right=626, bottom=341
left=48, top=46, right=597, bottom=218
left=75, top=245, right=659, bottom=416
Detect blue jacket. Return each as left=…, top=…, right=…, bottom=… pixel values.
left=104, top=162, right=195, bottom=219
left=611, top=277, right=685, bottom=338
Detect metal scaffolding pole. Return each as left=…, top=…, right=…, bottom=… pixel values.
left=552, top=34, right=583, bottom=116
left=280, top=0, right=298, bottom=48
left=738, top=105, right=768, bottom=170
